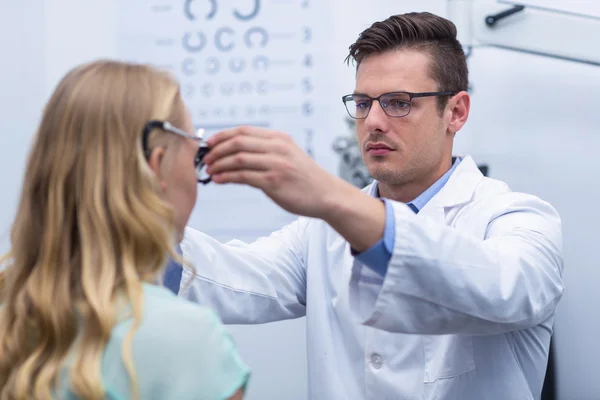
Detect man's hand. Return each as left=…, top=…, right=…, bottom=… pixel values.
left=204, top=126, right=338, bottom=219
left=204, top=126, right=386, bottom=252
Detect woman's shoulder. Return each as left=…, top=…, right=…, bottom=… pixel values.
left=132, top=283, right=238, bottom=349
left=108, top=284, right=234, bottom=358
left=141, top=283, right=219, bottom=322
left=104, top=284, right=250, bottom=399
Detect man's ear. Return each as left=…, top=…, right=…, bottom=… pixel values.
left=447, top=91, right=470, bottom=135
left=148, top=147, right=168, bottom=191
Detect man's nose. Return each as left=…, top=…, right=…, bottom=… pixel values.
left=364, top=100, right=389, bottom=133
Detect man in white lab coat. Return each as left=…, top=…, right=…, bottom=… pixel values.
left=175, top=12, right=564, bottom=400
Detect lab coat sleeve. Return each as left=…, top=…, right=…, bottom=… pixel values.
left=179, top=219, right=309, bottom=324
left=349, top=193, right=564, bottom=335
left=352, top=199, right=396, bottom=276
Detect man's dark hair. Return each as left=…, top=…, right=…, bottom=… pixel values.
left=346, top=12, right=468, bottom=112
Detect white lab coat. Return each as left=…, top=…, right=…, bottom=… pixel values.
left=179, top=155, right=564, bottom=400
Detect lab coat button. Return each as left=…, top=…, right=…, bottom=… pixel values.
left=370, top=354, right=383, bottom=369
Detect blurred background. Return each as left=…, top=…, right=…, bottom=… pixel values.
left=1, top=0, right=598, bottom=399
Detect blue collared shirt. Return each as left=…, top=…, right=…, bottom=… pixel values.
left=355, top=157, right=461, bottom=276
left=163, top=244, right=183, bottom=294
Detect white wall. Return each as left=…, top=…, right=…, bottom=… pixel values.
left=0, top=1, right=46, bottom=251
left=466, top=46, right=600, bottom=400
left=1, top=0, right=599, bottom=399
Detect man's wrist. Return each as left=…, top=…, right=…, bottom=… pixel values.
left=319, top=178, right=386, bottom=252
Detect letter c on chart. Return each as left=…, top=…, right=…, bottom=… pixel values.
left=215, top=27, right=235, bottom=52
left=182, top=58, right=197, bottom=76
left=253, top=55, right=269, bottom=71
left=184, top=0, right=217, bottom=20
left=184, top=0, right=195, bottom=20
left=206, top=0, right=217, bottom=19
left=233, top=0, right=260, bottom=21
left=256, top=80, right=268, bottom=94
left=201, top=83, right=214, bottom=97
left=220, top=83, right=235, bottom=96
left=183, top=32, right=206, bottom=53
left=244, top=27, right=268, bottom=48
left=229, top=58, right=246, bottom=73
left=239, top=81, right=253, bottom=94
left=183, top=84, right=195, bottom=98
left=206, top=57, right=220, bottom=74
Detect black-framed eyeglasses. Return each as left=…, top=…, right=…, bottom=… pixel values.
left=341, top=91, right=456, bottom=119
left=141, top=120, right=211, bottom=184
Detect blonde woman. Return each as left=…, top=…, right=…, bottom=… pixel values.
left=0, top=60, right=249, bottom=400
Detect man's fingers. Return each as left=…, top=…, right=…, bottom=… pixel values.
left=211, top=170, right=265, bottom=188
left=204, top=135, right=274, bottom=165
left=206, top=125, right=274, bottom=147
left=206, top=152, right=270, bottom=175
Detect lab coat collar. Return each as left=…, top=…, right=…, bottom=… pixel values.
left=430, top=155, right=484, bottom=208
left=364, top=155, right=483, bottom=209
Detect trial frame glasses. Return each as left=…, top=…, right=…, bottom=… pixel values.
left=141, top=120, right=211, bottom=184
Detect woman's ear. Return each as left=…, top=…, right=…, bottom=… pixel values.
left=148, top=147, right=168, bottom=191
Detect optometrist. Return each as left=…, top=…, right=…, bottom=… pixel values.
left=170, top=12, right=564, bottom=400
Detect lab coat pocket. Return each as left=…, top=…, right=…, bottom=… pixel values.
left=423, top=335, right=475, bottom=383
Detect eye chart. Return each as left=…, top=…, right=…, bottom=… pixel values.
left=117, top=0, right=335, bottom=241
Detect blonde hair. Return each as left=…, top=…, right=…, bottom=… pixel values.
left=0, top=60, right=186, bottom=399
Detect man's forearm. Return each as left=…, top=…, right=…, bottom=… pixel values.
left=319, top=179, right=386, bottom=252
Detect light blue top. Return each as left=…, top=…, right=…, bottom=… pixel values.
left=355, top=157, right=461, bottom=276
left=60, top=283, right=250, bottom=400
